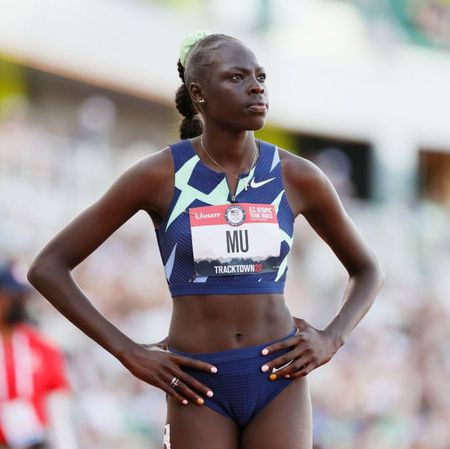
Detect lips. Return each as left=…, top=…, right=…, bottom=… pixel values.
left=247, top=103, right=268, bottom=113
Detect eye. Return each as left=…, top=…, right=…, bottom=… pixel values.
left=230, top=74, right=244, bottom=81
left=257, top=73, right=267, bottom=82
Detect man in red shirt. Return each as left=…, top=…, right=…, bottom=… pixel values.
left=0, top=262, right=71, bottom=449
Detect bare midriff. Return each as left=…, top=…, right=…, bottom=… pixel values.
left=167, top=294, right=294, bottom=353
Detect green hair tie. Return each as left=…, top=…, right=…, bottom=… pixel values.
left=179, top=30, right=212, bottom=67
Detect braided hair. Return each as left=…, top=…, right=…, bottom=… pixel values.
left=175, top=33, right=241, bottom=139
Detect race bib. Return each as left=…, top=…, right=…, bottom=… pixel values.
left=189, top=203, right=280, bottom=276
left=0, top=398, right=45, bottom=448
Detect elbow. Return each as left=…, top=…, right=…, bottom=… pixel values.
left=373, top=255, right=385, bottom=286
left=351, top=255, right=385, bottom=289
left=27, top=255, right=59, bottom=287
left=27, top=259, right=46, bottom=287
left=365, top=255, right=385, bottom=290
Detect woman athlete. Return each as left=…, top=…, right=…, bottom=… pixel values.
left=27, top=32, right=384, bottom=449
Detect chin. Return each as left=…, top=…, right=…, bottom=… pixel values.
left=237, top=114, right=266, bottom=129
left=226, top=116, right=267, bottom=132
left=247, top=117, right=266, bottom=130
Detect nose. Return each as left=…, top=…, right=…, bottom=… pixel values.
left=248, top=78, right=264, bottom=95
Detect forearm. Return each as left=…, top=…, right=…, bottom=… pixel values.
left=324, top=261, right=384, bottom=347
left=27, top=258, right=135, bottom=361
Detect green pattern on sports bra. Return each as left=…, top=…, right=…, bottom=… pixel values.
left=271, top=190, right=293, bottom=281
left=275, top=228, right=293, bottom=281
left=166, top=154, right=257, bottom=231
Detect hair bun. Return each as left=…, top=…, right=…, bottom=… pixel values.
left=179, top=30, right=212, bottom=67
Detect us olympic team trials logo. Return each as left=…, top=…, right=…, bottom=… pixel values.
left=225, top=205, right=246, bottom=227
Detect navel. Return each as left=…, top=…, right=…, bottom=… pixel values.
left=234, top=331, right=243, bottom=341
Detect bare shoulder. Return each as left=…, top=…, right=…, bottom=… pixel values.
left=130, top=146, right=172, bottom=190
left=277, top=147, right=381, bottom=276
left=29, top=145, right=175, bottom=269
left=120, top=145, right=173, bottom=213
left=278, top=147, right=330, bottom=216
left=139, top=145, right=172, bottom=174
left=278, top=148, right=326, bottom=185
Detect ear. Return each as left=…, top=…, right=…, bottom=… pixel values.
left=189, top=82, right=206, bottom=104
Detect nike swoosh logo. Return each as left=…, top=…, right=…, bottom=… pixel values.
left=250, top=177, right=276, bottom=188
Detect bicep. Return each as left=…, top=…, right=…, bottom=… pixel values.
left=35, top=161, right=152, bottom=269
left=301, top=172, right=375, bottom=275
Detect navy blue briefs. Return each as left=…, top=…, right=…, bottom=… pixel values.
left=169, top=326, right=297, bottom=429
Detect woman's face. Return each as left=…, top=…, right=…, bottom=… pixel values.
left=193, top=41, right=269, bottom=132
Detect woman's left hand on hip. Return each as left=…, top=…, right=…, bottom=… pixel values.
left=259, top=317, right=342, bottom=379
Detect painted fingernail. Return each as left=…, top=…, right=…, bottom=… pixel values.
left=207, top=390, right=214, bottom=398
left=197, top=398, right=204, bottom=405
left=261, top=348, right=269, bottom=355
left=269, top=373, right=277, bottom=381
left=211, top=366, right=218, bottom=373
left=261, top=364, right=269, bottom=372
left=284, top=374, right=291, bottom=379
left=182, top=399, right=188, bottom=405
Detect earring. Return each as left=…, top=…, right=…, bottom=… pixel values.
left=198, top=99, right=205, bottom=104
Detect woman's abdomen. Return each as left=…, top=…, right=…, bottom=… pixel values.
left=168, top=293, right=294, bottom=352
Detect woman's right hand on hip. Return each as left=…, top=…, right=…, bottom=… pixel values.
left=120, top=342, right=217, bottom=405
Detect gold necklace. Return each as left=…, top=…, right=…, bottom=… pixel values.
left=200, top=135, right=258, bottom=190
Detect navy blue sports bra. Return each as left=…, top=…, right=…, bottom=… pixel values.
left=155, top=139, right=295, bottom=297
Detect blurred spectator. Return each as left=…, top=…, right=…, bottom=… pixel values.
left=0, top=262, right=76, bottom=449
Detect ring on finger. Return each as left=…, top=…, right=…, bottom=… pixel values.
left=170, top=377, right=180, bottom=388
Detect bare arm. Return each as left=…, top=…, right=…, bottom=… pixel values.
left=27, top=148, right=217, bottom=404
left=260, top=152, right=384, bottom=378
left=27, top=152, right=166, bottom=359
left=297, top=161, right=384, bottom=346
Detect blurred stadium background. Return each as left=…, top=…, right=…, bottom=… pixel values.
left=1, top=0, right=450, bottom=448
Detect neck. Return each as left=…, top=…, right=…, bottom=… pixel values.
left=200, top=126, right=258, bottom=166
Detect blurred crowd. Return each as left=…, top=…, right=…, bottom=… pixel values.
left=1, top=98, right=450, bottom=449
